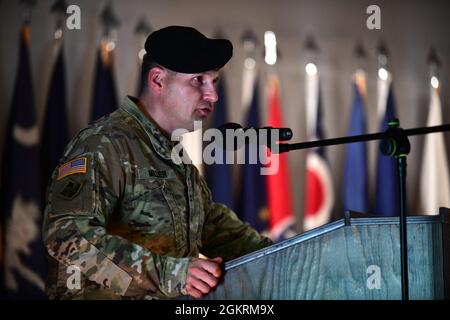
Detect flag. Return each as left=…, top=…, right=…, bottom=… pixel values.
left=91, top=42, right=118, bottom=121
left=420, top=81, right=450, bottom=214
left=237, top=63, right=268, bottom=232
left=304, top=68, right=335, bottom=231
left=40, top=44, right=68, bottom=204
left=265, top=75, right=295, bottom=241
left=375, top=73, right=399, bottom=216
left=204, top=76, right=235, bottom=210
left=343, top=71, right=368, bottom=213
left=136, top=50, right=145, bottom=97
left=137, top=58, right=144, bottom=97
left=0, top=25, right=46, bottom=299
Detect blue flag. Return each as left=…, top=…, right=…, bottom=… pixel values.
left=375, top=84, right=399, bottom=216
left=204, top=76, right=235, bottom=211
left=237, top=79, right=268, bottom=232
left=0, top=25, right=46, bottom=299
left=91, top=47, right=117, bottom=121
left=41, top=45, right=68, bottom=203
left=343, top=82, right=368, bottom=213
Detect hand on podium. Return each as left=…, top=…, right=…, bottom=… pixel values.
left=186, top=257, right=223, bottom=298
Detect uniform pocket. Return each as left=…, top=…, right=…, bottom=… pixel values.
left=124, top=179, right=184, bottom=250
left=159, top=181, right=185, bottom=250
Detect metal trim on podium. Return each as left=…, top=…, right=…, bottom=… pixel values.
left=203, top=208, right=449, bottom=300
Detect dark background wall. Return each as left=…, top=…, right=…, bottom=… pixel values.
left=1, top=0, right=450, bottom=231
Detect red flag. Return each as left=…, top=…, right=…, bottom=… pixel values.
left=303, top=67, right=334, bottom=231
left=265, top=75, right=295, bottom=241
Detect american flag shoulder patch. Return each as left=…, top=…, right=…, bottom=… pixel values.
left=57, top=157, right=88, bottom=180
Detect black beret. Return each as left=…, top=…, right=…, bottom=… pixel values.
left=145, top=26, right=233, bottom=73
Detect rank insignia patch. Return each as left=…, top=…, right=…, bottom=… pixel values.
left=57, top=157, right=87, bottom=180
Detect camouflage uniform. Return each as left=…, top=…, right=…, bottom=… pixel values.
left=42, top=96, right=272, bottom=300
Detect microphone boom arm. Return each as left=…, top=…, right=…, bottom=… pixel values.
left=276, top=123, right=450, bottom=154
left=274, top=120, right=450, bottom=300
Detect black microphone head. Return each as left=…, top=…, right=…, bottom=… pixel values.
left=279, top=128, right=293, bottom=141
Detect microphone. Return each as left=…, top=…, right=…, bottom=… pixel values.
left=217, top=122, right=293, bottom=150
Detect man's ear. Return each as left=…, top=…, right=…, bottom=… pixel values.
left=148, top=67, right=165, bottom=92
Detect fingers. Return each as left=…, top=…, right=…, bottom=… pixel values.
left=185, top=283, right=203, bottom=299
left=188, top=275, right=211, bottom=294
left=186, top=257, right=223, bottom=298
left=198, top=259, right=222, bottom=278
left=210, top=257, right=223, bottom=264
left=189, top=267, right=218, bottom=288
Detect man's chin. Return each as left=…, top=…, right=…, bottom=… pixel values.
left=193, top=116, right=208, bottom=123
left=192, top=114, right=210, bottom=126
left=184, top=118, right=206, bottom=132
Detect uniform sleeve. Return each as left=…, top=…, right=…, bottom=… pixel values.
left=198, top=176, right=273, bottom=261
left=42, top=135, right=190, bottom=299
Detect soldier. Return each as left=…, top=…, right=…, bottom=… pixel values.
left=42, top=25, right=272, bottom=300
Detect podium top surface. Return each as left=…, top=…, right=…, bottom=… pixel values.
left=224, top=209, right=449, bottom=271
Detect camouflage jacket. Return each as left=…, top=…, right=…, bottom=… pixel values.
left=42, top=96, right=272, bottom=300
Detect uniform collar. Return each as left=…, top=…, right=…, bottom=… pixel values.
left=121, top=96, right=176, bottom=161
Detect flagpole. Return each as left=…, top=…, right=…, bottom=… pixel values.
left=51, top=0, right=66, bottom=40
left=134, top=17, right=152, bottom=96
left=421, top=48, right=450, bottom=215
left=90, top=2, right=120, bottom=122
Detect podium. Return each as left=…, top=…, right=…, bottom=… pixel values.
left=205, top=208, right=450, bottom=300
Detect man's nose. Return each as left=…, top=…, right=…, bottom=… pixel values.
left=203, top=84, right=218, bottom=103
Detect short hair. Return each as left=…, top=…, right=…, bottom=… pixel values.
left=139, top=53, right=162, bottom=95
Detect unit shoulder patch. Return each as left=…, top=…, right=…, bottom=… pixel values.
left=58, top=179, right=84, bottom=199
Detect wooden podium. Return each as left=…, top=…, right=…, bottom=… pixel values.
left=204, top=208, right=450, bottom=300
